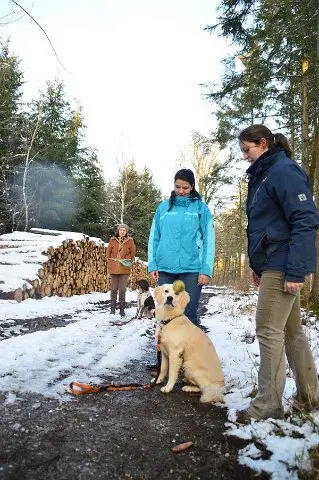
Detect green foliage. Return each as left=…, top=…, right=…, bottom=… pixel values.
left=27, top=79, right=83, bottom=171
left=0, top=40, right=24, bottom=233
left=72, top=150, right=109, bottom=239
left=4, top=75, right=109, bottom=234
left=205, top=0, right=318, bottom=163
left=9, top=79, right=82, bottom=231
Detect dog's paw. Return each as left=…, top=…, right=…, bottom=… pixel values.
left=182, top=385, right=201, bottom=393
left=160, top=385, right=172, bottom=394
left=156, top=377, right=164, bottom=384
left=199, top=384, right=225, bottom=403
left=200, top=394, right=224, bottom=404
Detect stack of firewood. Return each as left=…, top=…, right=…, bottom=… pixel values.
left=12, top=236, right=149, bottom=302
left=128, top=259, right=151, bottom=290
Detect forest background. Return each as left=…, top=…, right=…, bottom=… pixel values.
left=1, top=0, right=319, bottom=305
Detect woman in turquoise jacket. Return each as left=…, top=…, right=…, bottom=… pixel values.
left=148, top=169, right=215, bottom=325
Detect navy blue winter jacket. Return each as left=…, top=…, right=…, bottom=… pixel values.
left=246, top=147, right=319, bottom=282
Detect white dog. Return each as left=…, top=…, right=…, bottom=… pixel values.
left=133, top=279, right=155, bottom=319
left=154, top=282, right=224, bottom=403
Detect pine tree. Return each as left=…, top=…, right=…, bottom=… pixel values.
left=205, top=0, right=318, bottom=169
left=72, top=149, right=109, bottom=239
left=0, top=40, right=24, bottom=233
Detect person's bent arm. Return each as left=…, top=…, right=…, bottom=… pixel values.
left=252, top=271, right=260, bottom=287
left=199, top=203, right=215, bottom=277
left=148, top=207, right=161, bottom=274
left=270, top=164, right=319, bottom=283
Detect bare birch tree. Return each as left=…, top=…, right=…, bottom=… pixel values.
left=175, top=132, right=233, bottom=209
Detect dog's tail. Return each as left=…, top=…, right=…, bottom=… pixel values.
left=200, top=383, right=224, bottom=403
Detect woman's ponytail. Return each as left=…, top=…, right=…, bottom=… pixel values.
left=273, top=133, right=293, bottom=158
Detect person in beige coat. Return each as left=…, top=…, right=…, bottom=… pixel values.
left=106, top=224, right=136, bottom=317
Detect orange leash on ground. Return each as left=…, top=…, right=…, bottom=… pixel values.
left=66, top=311, right=161, bottom=395
left=65, top=381, right=153, bottom=395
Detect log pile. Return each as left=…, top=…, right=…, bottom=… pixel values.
left=128, top=259, right=152, bottom=290
left=7, top=236, right=149, bottom=302
left=35, top=237, right=109, bottom=299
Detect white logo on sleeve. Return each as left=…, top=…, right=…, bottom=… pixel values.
left=298, top=193, right=307, bottom=202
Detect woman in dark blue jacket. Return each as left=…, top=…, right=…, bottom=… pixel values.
left=236, top=124, right=319, bottom=423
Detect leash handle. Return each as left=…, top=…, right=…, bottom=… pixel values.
left=66, top=381, right=153, bottom=395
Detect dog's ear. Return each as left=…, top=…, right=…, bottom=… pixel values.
left=154, top=285, right=163, bottom=303
left=179, top=290, right=190, bottom=310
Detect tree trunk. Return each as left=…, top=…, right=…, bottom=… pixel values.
left=238, top=181, right=243, bottom=279
left=301, top=58, right=309, bottom=173
left=309, top=121, right=318, bottom=193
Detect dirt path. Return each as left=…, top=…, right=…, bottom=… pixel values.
left=0, top=292, right=268, bottom=480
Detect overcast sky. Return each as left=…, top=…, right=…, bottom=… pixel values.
left=1, top=0, right=230, bottom=195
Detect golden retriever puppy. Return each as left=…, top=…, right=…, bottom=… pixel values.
left=154, top=281, right=224, bottom=403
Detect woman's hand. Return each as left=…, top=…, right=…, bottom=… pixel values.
left=284, top=281, right=304, bottom=294
left=252, top=271, right=261, bottom=287
left=198, top=274, right=210, bottom=286
left=150, top=270, right=159, bottom=282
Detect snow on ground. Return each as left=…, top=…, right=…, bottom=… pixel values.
left=1, top=285, right=319, bottom=478
left=0, top=290, right=147, bottom=398
left=203, top=287, right=319, bottom=479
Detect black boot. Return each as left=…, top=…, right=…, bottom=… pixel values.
left=119, top=291, right=126, bottom=317
left=110, top=300, right=116, bottom=315
left=119, top=302, right=125, bottom=317
left=110, top=290, right=117, bottom=315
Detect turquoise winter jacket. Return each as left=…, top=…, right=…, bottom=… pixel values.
left=148, top=195, right=215, bottom=277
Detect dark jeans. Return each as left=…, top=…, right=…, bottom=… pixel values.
left=158, top=272, right=202, bottom=325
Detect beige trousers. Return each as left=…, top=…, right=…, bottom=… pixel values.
left=249, top=271, right=318, bottom=419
